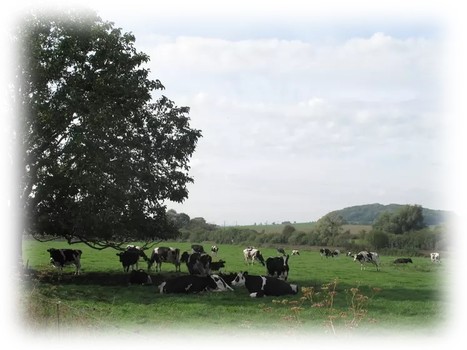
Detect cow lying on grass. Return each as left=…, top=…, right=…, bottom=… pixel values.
left=158, top=274, right=233, bottom=294
left=129, top=269, right=152, bottom=285
left=231, top=271, right=298, bottom=298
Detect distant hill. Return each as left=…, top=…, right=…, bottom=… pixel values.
left=326, top=203, right=454, bottom=226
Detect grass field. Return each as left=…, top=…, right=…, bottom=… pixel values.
left=19, top=239, right=449, bottom=336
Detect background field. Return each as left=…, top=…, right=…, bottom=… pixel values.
left=20, top=240, right=449, bottom=336
left=234, top=222, right=371, bottom=235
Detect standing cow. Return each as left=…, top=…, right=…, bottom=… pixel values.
left=353, top=251, right=380, bottom=271
left=116, top=246, right=148, bottom=272
left=320, top=248, right=339, bottom=258
left=266, top=255, right=290, bottom=280
left=243, top=247, right=265, bottom=266
left=47, top=248, right=82, bottom=275
left=430, top=252, right=440, bottom=263
left=147, top=247, right=181, bottom=272
left=181, top=251, right=212, bottom=276
left=211, top=245, right=219, bottom=256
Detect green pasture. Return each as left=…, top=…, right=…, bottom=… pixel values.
left=20, top=240, right=449, bottom=336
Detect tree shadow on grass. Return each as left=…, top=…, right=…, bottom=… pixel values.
left=25, top=268, right=181, bottom=286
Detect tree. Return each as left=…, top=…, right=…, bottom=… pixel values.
left=373, top=205, right=426, bottom=235
left=16, top=11, right=202, bottom=251
left=314, top=213, right=347, bottom=244
left=282, top=224, right=296, bottom=236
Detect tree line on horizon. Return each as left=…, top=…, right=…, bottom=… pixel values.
left=168, top=204, right=450, bottom=254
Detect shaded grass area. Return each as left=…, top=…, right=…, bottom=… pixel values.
left=20, top=239, right=447, bottom=335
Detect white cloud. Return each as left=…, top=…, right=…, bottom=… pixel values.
left=116, top=23, right=445, bottom=224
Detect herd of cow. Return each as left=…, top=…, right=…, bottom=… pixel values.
left=46, top=245, right=442, bottom=298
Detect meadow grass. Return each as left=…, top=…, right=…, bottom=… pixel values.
left=19, top=240, right=448, bottom=335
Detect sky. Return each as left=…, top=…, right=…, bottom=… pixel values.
left=1, top=1, right=464, bottom=228
left=83, top=2, right=450, bottom=226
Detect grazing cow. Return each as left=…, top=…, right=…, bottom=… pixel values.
left=266, top=255, right=290, bottom=280
left=276, top=248, right=286, bottom=256
left=231, top=271, right=299, bottom=298
left=181, top=252, right=212, bottom=275
left=158, top=274, right=233, bottom=294
left=393, top=258, right=413, bottom=264
left=243, top=247, right=265, bottom=266
left=319, top=248, right=332, bottom=258
left=211, top=245, right=219, bottom=256
left=129, top=269, right=152, bottom=285
left=430, top=252, right=441, bottom=263
left=210, top=260, right=226, bottom=272
left=353, top=251, right=381, bottom=271
left=191, top=244, right=205, bottom=254
left=117, top=246, right=148, bottom=272
left=291, top=249, right=300, bottom=256
left=320, top=248, right=340, bottom=258
left=147, top=247, right=181, bottom=272
left=47, top=248, right=82, bottom=275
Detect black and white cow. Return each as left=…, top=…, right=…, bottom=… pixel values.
left=191, top=244, right=205, bottom=254
left=147, top=247, right=181, bottom=272
left=211, top=245, right=219, bottom=256
left=219, top=272, right=237, bottom=286
left=353, top=251, right=380, bottom=271
left=291, top=249, right=300, bottom=256
left=128, top=269, right=152, bottom=285
left=430, top=252, right=440, bottom=263
left=393, top=258, right=413, bottom=264
left=276, top=248, right=286, bottom=256
left=243, top=247, right=265, bottom=266
left=210, top=260, right=226, bottom=272
left=158, top=274, right=233, bottom=294
left=180, top=251, right=212, bottom=275
left=320, top=248, right=339, bottom=258
left=117, top=246, right=148, bottom=272
left=266, top=255, right=290, bottom=280
left=319, top=248, right=332, bottom=258
left=231, top=271, right=299, bottom=298
left=47, top=248, right=82, bottom=275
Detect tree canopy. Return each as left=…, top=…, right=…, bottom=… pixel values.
left=372, top=204, right=426, bottom=235
left=17, top=11, right=202, bottom=249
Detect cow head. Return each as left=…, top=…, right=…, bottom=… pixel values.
left=231, top=271, right=247, bottom=287
left=209, top=275, right=234, bottom=292
left=180, top=251, right=190, bottom=263
left=256, top=251, right=265, bottom=266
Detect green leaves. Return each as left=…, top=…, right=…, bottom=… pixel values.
left=18, top=11, right=201, bottom=249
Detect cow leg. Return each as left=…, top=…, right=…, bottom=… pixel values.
left=75, top=262, right=81, bottom=275
left=158, top=282, right=166, bottom=294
